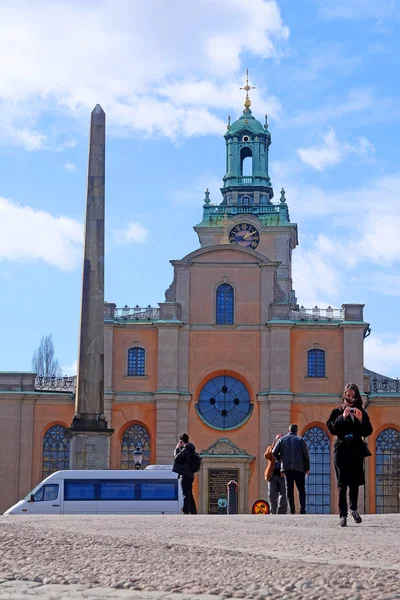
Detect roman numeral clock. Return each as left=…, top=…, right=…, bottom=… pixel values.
left=229, top=223, right=260, bottom=250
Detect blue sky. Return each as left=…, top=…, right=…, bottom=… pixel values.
left=1, top=0, right=400, bottom=377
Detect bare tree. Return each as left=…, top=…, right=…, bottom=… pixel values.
left=32, top=334, right=62, bottom=378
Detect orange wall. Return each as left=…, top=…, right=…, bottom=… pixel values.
left=189, top=264, right=261, bottom=324
left=113, top=327, right=158, bottom=392
left=291, top=328, right=343, bottom=393
left=188, top=331, right=261, bottom=510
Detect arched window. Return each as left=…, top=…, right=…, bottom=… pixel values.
left=240, top=147, right=252, bottom=176
left=303, top=427, right=330, bottom=514
left=308, top=349, right=325, bottom=377
left=42, top=425, right=70, bottom=478
left=121, top=423, right=151, bottom=469
left=127, top=347, right=145, bottom=376
left=376, top=428, right=400, bottom=514
left=216, top=283, right=234, bottom=325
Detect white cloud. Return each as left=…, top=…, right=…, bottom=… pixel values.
left=364, top=333, right=400, bottom=379
left=292, top=244, right=343, bottom=308
left=0, top=0, right=289, bottom=146
left=114, top=222, right=149, bottom=245
left=297, top=127, right=375, bottom=171
left=65, top=162, right=76, bottom=172
left=62, top=359, right=77, bottom=376
left=0, top=196, right=83, bottom=270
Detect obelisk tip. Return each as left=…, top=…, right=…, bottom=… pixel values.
left=92, top=104, right=105, bottom=114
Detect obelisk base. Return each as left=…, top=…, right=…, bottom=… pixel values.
left=68, top=430, right=113, bottom=470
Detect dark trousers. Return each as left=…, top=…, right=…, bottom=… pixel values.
left=268, top=474, right=288, bottom=514
left=338, top=483, right=359, bottom=518
left=285, top=470, right=306, bottom=514
left=181, top=477, right=197, bottom=514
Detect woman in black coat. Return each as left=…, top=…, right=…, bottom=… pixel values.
left=327, top=382, right=373, bottom=527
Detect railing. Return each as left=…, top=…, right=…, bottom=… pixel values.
left=114, top=305, right=160, bottom=321
left=291, top=306, right=345, bottom=321
left=206, top=204, right=281, bottom=214
left=238, top=176, right=253, bottom=184
left=35, top=375, right=77, bottom=392
left=369, top=377, right=400, bottom=393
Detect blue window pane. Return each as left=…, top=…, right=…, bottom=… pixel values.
left=34, top=484, right=59, bottom=502
left=140, top=481, right=177, bottom=500
left=375, top=428, right=400, bottom=514
left=42, top=425, right=70, bottom=479
left=127, top=347, right=145, bottom=376
left=197, top=375, right=252, bottom=430
left=100, top=482, right=136, bottom=500
left=308, top=349, right=325, bottom=377
left=216, top=284, right=234, bottom=325
left=65, top=482, right=96, bottom=500
left=121, top=424, right=151, bottom=469
left=303, top=427, right=331, bottom=514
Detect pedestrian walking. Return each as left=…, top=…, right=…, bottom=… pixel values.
left=327, top=382, right=373, bottom=527
left=172, top=433, right=198, bottom=514
left=264, top=433, right=288, bottom=514
left=272, top=424, right=310, bottom=514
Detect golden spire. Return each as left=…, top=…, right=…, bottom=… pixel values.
left=240, top=68, right=255, bottom=110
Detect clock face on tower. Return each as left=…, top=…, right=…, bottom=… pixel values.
left=229, top=223, right=260, bottom=249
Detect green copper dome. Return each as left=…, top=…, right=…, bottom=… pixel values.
left=225, top=108, right=267, bottom=137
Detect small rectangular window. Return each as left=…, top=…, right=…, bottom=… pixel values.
left=99, top=481, right=136, bottom=500
left=65, top=481, right=96, bottom=501
left=308, top=349, right=325, bottom=377
left=140, top=481, right=177, bottom=500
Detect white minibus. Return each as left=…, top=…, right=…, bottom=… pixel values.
left=4, top=467, right=182, bottom=515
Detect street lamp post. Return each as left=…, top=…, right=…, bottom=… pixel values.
left=132, top=444, right=144, bottom=470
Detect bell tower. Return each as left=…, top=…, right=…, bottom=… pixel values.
left=194, top=71, right=298, bottom=304
left=222, top=69, right=273, bottom=205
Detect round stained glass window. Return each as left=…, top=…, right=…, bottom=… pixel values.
left=196, top=375, right=252, bottom=430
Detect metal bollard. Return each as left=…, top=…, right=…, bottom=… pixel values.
left=227, top=479, right=238, bottom=514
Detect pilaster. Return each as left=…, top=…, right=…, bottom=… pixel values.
left=155, top=323, right=181, bottom=391
left=258, top=395, right=270, bottom=500
left=155, top=395, right=179, bottom=463
left=268, top=394, right=293, bottom=436
left=341, top=325, right=365, bottom=390
left=269, top=324, right=293, bottom=392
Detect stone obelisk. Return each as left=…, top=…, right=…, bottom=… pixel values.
left=68, top=104, right=113, bottom=469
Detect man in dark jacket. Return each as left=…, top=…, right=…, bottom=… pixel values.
left=172, top=433, right=197, bottom=514
left=273, top=424, right=310, bottom=514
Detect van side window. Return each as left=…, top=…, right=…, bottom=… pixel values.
left=65, top=481, right=96, bottom=501
left=141, top=481, right=177, bottom=500
left=34, top=484, right=59, bottom=502
left=100, top=481, right=136, bottom=500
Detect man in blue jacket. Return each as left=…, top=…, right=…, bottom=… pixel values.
left=272, top=424, right=310, bottom=514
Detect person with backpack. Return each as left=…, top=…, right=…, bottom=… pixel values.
left=272, top=424, right=310, bottom=514
left=172, top=433, right=200, bottom=514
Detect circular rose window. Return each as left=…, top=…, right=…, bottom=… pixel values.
left=196, top=375, right=253, bottom=430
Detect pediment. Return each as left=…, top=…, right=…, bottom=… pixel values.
left=177, top=245, right=276, bottom=265
left=200, top=438, right=252, bottom=457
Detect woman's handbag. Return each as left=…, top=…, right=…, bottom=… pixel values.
left=361, top=440, right=372, bottom=458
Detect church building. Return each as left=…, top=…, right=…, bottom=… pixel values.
left=0, top=79, right=399, bottom=515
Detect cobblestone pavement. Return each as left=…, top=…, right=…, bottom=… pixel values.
left=0, top=514, right=399, bottom=599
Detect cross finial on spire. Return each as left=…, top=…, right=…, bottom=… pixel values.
left=240, top=69, right=255, bottom=111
